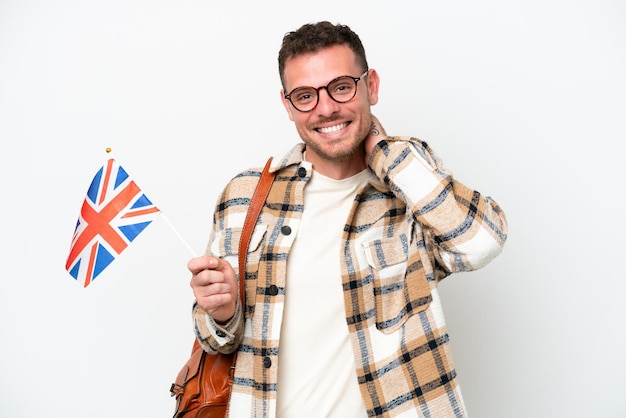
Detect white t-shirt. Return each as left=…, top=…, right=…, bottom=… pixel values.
left=277, top=168, right=372, bottom=418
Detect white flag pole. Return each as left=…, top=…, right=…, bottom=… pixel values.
left=159, top=212, right=198, bottom=258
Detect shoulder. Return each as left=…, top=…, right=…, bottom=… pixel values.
left=220, top=165, right=266, bottom=202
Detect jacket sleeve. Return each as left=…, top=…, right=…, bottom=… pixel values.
left=191, top=182, right=246, bottom=355
left=368, top=136, right=508, bottom=276
left=193, top=300, right=243, bottom=355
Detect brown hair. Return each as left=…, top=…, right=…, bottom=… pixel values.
left=278, top=21, right=369, bottom=88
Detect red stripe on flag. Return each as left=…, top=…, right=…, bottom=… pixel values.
left=121, top=207, right=160, bottom=218
left=99, top=159, right=114, bottom=206
left=65, top=181, right=142, bottom=269
left=84, top=242, right=98, bottom=287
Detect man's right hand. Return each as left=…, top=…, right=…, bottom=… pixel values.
left=189, top=255, right=238, bottom=323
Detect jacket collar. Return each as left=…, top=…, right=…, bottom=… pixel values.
left=269, top=143, right=306, bottom=173
left=270, top=142, right=390, bottom=193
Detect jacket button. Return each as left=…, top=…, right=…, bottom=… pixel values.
left=216, top=329, right=226, bottom=338
left=298, top=167, right=307, bottom=177
left=263, top=357, right=272, bottom=368
left=281, top=225, right=292, bottom=235
left=267, top=285, right=278, bottom=296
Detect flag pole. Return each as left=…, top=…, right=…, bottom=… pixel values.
left=159, top=212, right=198, bottom=257
left=105, top=147, right=198, bottom=258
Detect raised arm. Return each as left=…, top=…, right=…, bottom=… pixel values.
left=367, top=118, right=507, bottom=274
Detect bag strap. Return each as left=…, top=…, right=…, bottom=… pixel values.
left=237, top=157, right=276, bottom=303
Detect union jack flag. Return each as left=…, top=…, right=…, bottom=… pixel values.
left=66, top=158, right=160, bottom=287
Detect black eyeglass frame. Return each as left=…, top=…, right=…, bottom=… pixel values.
left=284, top=70, right=369, bottom=112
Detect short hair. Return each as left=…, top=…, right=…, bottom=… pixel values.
left=278, top=21, right=369, bottom=89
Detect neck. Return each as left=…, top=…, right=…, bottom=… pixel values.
left=305, top=151, right=367, bottom=180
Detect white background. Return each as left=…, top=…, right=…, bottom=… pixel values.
left=1, top=1, right=625, bottom=417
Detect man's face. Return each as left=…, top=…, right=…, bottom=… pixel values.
left=280, top=44, right=379, bottom=172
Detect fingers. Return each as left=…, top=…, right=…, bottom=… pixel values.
left=192, top=266, right=225, bottom=288
left=187, top=255, right=219, bottom=275
left=189, top=256, right=234, bottom=285
left=193, top=280, right=233, bottom=301
left=193, top=278, right=236, bottom=321
left=188, top=255, right=238, bottom=322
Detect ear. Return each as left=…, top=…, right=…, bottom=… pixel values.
left=365, top=69, right=380, bottom=106
left=280, top=89, right=296, bottom=121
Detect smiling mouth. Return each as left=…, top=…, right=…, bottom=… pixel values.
left=316, top=122, right=349, bottom=134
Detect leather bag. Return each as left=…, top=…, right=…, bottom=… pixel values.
left=170, top=158, right=276, bottom=418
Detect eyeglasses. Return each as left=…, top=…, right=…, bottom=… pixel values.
left=284, top=70, right=369, bottom=112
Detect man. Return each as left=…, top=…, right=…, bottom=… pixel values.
left=188, top=21, right=507, bottom=417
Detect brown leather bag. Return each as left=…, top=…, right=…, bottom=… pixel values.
left=170, top=158, right=276, bottom=418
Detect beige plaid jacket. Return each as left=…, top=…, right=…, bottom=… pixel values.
left=193, top=137, right=507, bottom=417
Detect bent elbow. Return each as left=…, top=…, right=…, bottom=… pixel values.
left=439, top=227, right=506, bottom=272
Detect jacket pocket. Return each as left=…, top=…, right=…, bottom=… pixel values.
left=211, top=224, right=268, bottom=314
left=363, top=235, right=432, bottom=334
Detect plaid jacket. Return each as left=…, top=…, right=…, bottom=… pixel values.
left=193, top=137, right=507, bottom=417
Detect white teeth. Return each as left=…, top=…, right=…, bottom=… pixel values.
left=318, top=123, right=347, bottom=134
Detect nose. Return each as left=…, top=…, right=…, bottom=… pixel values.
left=315, top=87, right=341, bottom=115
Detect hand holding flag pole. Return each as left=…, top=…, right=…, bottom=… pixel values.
left=66, top=148, right=196, bottom=287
